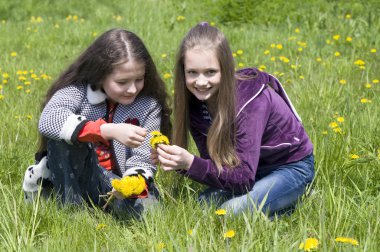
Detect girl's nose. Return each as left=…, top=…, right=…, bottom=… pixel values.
left=125, top=82, right=137, bottom=94
left=196, top=78, right=208, bottom=86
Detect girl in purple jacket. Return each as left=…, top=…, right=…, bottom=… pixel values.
left=152, top=23, right=314, bottom=216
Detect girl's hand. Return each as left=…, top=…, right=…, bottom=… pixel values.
left=150, top=148, right=159, bottom=165
left=156, top=144, right=194, bottom=171
left=100, top=123, right=147, bottom=148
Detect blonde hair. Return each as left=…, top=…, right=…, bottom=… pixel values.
left=173, top=23, right=240, bottom=172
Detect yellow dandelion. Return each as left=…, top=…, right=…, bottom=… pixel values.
left=111, top=175, right=146, bottom=198
left=2, top=80, right=8, bottom=84
left=337, top=117, right=344, bottom=122
left=295, top=28, right=300, bottom=33
left=334, top=51, right=341, bottom=57
left=350, top=154, right=360, bottom=159
left=11, top=52, right=17, bottom=57
left=326, top=39, right=332, bottom=45
left=346, top=36, right=352, bottom=42
left=2, top=73, right=9, bottom=78
left=359, top=66, right=365, bottom=70
left=372, top=79, right=379, bottom=84
left=0, top=94, right=4, bottom=100
left=238, top=62, right=245, bottom=67
left=299, top=75, right=304, bottom=80
left=276, top=44, right=283, bottom=49
left=176, top=15, right=185, bottom=21
left=161, top=53, right=167, bottom=58
left=26, top=89, right=31, bottom=93
left=156, top=242, right=166, bottom=250
left=215, top=209, right=227, bottom=216
left=333, top=35, right=340, bottom=40
left=316, top=57, right=322, bottom=62
left=259, top=65, right=266, bottom=70
left=18, top=76, right=26, bottom=81
left=333, top=127, right=342, bottom=134
left=236, top=49, right=243, bottom=55
left=335, top=237, right=359, bottom=246
left=298, top=47, right=303, bottom=52
left=188, top=229, right=193, bottom=236
left=270, top=43, right=276, bottom=48
left=345, top=14, right=352, bottom=19
left=223, top=230, right=235, bottom=239
left=210, top=22, right=215, bottom=26
left=365, top=83, right=371, bottom=88
left=339, top=79, right=347, bottom=85
left=329, top=121, right=338, bottom=128
left=0, top=85, right=2, bottom=89
left=354, top=59, right=365, bottom=66
left=96, top=223, right=107, bottom=231
left=270, top=57, right=276, bottom=61
left=264, top=50, right=270, bottom=55
left=360, top=98, right=371, bottom=103
left=322, top=131, right=328, bottom=135
left=16, top=85, right=23, bottom=90
left=370, top=48, right=376, bottom=53
left=150, top=131, right=170, bottom=149
left=24, top=81, right=31, bottom=85
left=299, top=238, right=319, bottom=251
left=232, top=53, right=237, bottom=57
left=163, top=73, right=171, bottom=79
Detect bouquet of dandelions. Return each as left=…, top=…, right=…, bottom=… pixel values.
left=102, top=131, right=169, bottom=210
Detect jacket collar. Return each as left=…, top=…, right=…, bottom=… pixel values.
left=87, top=84, right=107, bottom=104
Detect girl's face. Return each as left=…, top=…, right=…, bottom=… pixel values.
left=184, top=48, right=221, bottom=101
left=102, top=60, right=145, bottom=105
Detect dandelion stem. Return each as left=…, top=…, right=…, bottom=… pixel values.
left=102, top=194, right=114, bottom=211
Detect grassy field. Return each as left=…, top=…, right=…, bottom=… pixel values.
left=0, top=0, right=379, bottom=251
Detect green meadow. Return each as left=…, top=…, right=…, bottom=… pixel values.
left=0, top=0, right=379, bottom=251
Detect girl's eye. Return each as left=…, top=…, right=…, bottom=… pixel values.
left=206, top=70, right=216, bottom=75
left=187, top=70, right=197, bottom=75
left=136, top=78, right=144, bottom=82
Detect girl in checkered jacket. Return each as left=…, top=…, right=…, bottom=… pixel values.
left=23, top=28, right=171, bottom=216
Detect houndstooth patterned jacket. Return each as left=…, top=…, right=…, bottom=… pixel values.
left=38, top=83, right=161, bottom=180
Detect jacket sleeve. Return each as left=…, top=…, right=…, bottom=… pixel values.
left=123, top=98, right=161, bottom=183
left=38, top=85, right=89, bottom=144
left=184, top=94, right=271, bottom=194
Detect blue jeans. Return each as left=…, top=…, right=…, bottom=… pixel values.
left=198, top=154, right=314, bottom=217
left=47, top=140, right=159, bottom=217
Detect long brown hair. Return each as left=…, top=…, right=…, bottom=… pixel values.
left=173, top=23, right=239, bottom=171
left=38, top=28, right=171, bottom=152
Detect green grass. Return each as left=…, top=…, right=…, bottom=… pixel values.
left=0, top=0, right=379, bottom=251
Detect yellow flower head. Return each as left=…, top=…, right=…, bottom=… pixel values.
left=335, top=237, right=359, bottom=246
left=370, top=48, right=376, bottom=53
left=96, top=223, right=107, bottom=231
left=236, top=49, right=243, bottom=55
left=215, top=209, right=227, bottom=216
left=337, top=117, right=344, bottom=123
left=350, top=154, right=359, bottom=159
left=299, top=238, right=319, bottom=251
left=111, top=175, right=146, bottom=198
left=150, top=131, right=170, bottom=149
left=223, top=230, right=235, bottom=239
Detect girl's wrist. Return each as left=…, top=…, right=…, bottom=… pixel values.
left=100, top=123, right=113, bottom=140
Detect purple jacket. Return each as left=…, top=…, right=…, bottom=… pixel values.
left=184, top=68, right=313, bottom=194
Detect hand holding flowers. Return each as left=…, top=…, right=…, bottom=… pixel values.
left=149, top=131, right=194, bottom=171
left=102, top=174, right=147, bottom=210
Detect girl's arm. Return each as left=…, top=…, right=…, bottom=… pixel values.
left=158, top=94, right=271, bottom=194
left=39, top=84, right=89, bottom=144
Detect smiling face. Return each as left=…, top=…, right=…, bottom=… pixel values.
left=102, top=59, right=145, bottom=105
left=184, top=48, right=221, bottom=102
